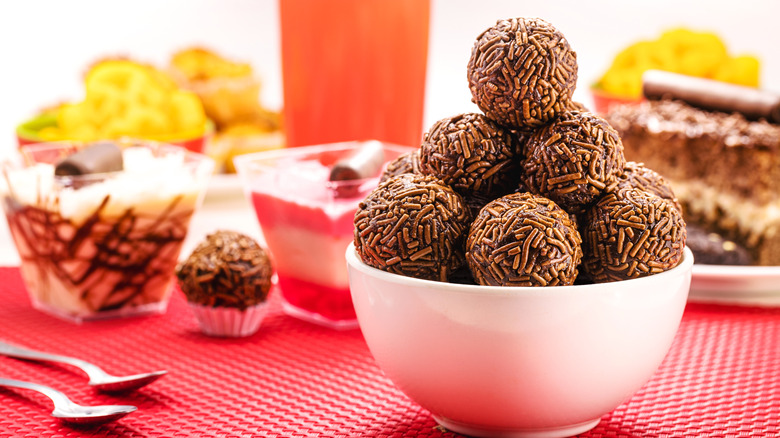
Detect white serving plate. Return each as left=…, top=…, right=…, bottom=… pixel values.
left=689, top=264, right=780, bottom=306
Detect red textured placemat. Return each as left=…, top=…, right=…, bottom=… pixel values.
left=0, top=266, right=778, bottom=437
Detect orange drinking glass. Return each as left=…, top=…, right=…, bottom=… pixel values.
left=279, top=0, right=430, bottom=148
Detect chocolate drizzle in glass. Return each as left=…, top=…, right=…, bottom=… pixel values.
left=4, top=193, right=193, bottom=313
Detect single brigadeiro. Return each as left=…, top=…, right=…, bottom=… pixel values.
left=467, top=17, right=578, bottom=130
left=581, top=188, right=687, bottom=283
left=420, top=113, right=520, bottom=199
left=615, top=161, right=682, bottom=213
left=379, top=149, right=422, bottom=183
left=522, top=110, right=626, bottom=214
left=176, top=230, right=273, bottom=337
left=354, top=173, right=470, bottom=282
left=466, top=192, right=583, bottom=287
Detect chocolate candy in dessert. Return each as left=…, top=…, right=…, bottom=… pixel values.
left=467, top=17, right=578, bottom=130
left=616, top=161, right=682, bottom=213
left=420, top=113, right=520, bottom=199
left=379, top=149, right=422, bottom=183
left=466, top=192, right=583, bottom=287
left=581, top=187, right=687, bottom=282
left=177, top=230, right=273, bottom=337
left=176, top=230, right=273, bottom=309
left=54, top=142, right=124, bottom=176
left=328, top=141, right=387, bottom=198
left=329, top=140, right=386, bottom=182
left=522, top=110, right=626, bottom=214
left=353, top=173, right=470, bottom=282
left=642, top=70, right=780, bottom=123
left=686, top=224, right=751, bottom=266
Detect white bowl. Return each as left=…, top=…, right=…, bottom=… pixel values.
left=346, top=243, right=693, bottom=438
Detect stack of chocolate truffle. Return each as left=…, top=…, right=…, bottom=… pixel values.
left=354, top=17, right=687, bottom=286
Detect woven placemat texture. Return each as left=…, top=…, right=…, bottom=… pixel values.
left=0, top=267, right=777, bottom=437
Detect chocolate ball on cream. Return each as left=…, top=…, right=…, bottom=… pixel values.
left=420, top=113, right=520, bottom=199
left=581, top=188, right=687, bottom=283
left=353, top=173, right=470, bottom=282
left=522, top=110, right=626, bottom=214
left=467, top=17, right=578, bottom=130
left=466, top=192, right=583, bottom=287
left=54, top=142, right=123, bottom=176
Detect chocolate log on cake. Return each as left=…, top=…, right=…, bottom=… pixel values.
left=606, top=70, right=780, bottom=265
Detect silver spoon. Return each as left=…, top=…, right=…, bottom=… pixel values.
left=0, top=341, right=166, bottom=392
left=0, top=377, right=136, bottom=425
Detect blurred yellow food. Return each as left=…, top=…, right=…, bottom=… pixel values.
left=170, top=47, right=286, bottom=173
left=39, top=60, right=208, bottom=143
left=595, top=28, right=761, bottom=98
left=169, top=47, right=262, bottom=128
left=209, top=110, right=285, bottom=174
left=170, top=47, right=253, bottom=80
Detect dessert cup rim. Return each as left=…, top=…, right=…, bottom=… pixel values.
left=232, top=140, right=415, bottom=188
left=12, top=140, right=214, bottom=182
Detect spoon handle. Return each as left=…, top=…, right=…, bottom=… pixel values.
left=0, top=341, right=106, bottom=382
left=0, top=377, right=76, bottom=411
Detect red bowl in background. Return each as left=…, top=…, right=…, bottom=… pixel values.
left=590, top=87, right=643, bottom=116
left=15, top=112, right=214, bottom=154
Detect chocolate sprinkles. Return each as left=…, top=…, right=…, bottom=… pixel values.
left=352, top=16, right=687, bottom=286
left=466, top=192, right=582, bottom=286
left=420, top=113, right=520, bottom=199
left=353, top=173, right=470, bottom=282
left=176, top=230, right=273, bottom=309
left=581, top=188, right=687, bottom=283
left=379, top=149, right=422, bottom=184
left=522, top=110, right=625, bottom=214
left=467, top=17, right=578, bottom=130
left=615, top=161, right=682, bottom=213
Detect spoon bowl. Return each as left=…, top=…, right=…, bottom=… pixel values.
left=89, top=370, right=168, bottom=392
left=0, top=341, right=166, bottom=393
left=0, top=378, right=136, bottom=425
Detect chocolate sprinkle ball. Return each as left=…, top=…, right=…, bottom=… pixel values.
left=379, top=149, right=422, bottom=183
left=616, top=161, right=682, bottom=213
left=466, top=192, right=583, bottom=287
left=176, top=230, right=273, bottom=309
left=354, top=173, right=470, bottom=282
left=522, top=110, right=626, bottom=213
left=467, top=17, right=578, bottom=130
left=582, top=188, right=687, bottom=283
left=420, top=113, right=520, bottom=199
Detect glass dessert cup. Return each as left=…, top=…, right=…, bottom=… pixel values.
left=1, top=141, right=214, bottom=322
left=234, top=141, right=411, bottom=329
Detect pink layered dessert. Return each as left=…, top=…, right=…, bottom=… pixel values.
left=250, top=161, right=366, bottom=326
left=238, top=142, right=409, bottom=328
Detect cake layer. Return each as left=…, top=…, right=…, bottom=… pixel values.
left=672, top=179, right=780, bottom=265
left=607, top=99, right=780, bottom=205
left=606, top=99, right=780, bottom=265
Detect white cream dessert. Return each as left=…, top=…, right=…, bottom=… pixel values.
left=1, top=143, right=212, bottom=321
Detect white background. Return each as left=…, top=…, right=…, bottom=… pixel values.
left=0, top=0, right=778, bottom=161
